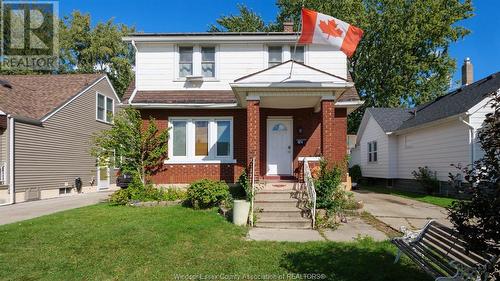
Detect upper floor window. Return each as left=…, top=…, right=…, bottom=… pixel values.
left=201, top=47, right=215, bottom=77
left=291, top=46, right=305, bottom=63
left=268, top=46, right=282, bottom=67
left=179, top=46, right=193, bottom=77
left=96, top=93, right=113, bottom=123
left=368, top=141, right=377, bottom=162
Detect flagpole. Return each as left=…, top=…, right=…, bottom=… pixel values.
left=288, top=16, right=302, bottom=80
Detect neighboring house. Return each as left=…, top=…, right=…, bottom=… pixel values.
left=0, top=74, right=120, bottom=204
left=122, top=30, right=363, bottom=185
left=353, top=62, right=499, bottom=193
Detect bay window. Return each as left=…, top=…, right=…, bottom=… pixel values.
left=168, top=117, right=234, bottom=163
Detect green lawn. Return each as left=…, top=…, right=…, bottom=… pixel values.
left=0, top=204, right=430, bottom=281
left=361, top=185, right=457, bottom=208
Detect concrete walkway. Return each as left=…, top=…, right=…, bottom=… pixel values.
left=247, top=217, right=387, bottom=242
left=0, top=190, right=113, bottom=225
left=353, top=190, right=451, bottom=231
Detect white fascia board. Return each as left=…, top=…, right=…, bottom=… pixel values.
left=0, top=110, right=6, bottom=115
left=123, top=35, right=298, bottom=43
left=127, top=103, right=239, bottom=109
left=335, top=100, right=364, bottom=107
left=128, top=88, right=138, bottom=104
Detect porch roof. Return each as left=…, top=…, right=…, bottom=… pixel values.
left=230, top=60, right=361, bottom=111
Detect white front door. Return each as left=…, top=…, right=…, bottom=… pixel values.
left=97, top=166, right=110, bottom=189
left=267, top=119, right=293, bottom=175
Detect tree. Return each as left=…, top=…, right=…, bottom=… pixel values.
left=91, top=107, right=169, bottom=184
left=59, top=11, right=135, bottom=96
left=209, top=4, right=279, bottom=32
left=448, top=91, right=500, bottom=278
left=211, top=1, right=473, bottom=132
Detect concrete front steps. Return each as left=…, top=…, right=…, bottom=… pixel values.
left=253, top=181, right=312, bottom=229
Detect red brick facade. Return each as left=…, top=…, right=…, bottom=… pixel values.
left=140, top=105, right=347, bottom=184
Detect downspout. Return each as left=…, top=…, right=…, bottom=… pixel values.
left=459, top=116, right=474, bottom=166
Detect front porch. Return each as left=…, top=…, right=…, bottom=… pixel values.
left=231, top=61, right=357, bottom=181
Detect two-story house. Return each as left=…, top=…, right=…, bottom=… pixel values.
left=122, top=30, right=363, bottom=186
left=0, top=74, right=120, bottom=204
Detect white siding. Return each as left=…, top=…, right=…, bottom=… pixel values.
left=468, top=96, right=495, bottom=161
left=349, top=146, right=360, bottom=167
left=134, top=42, right=347, bottom=91
left=387, top=135, right=398, bottom=178
left=396, top=119, right=469, bottom=181
left=359, top=117, right=390, bottom=178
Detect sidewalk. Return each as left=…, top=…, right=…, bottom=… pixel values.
left=0, top=190, right=113, bottom=225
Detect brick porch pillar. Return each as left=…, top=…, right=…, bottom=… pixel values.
left=321, top=98, right=335, bottom=167
left=333, top=107, right=348, bottom=163
left=246, top=97, right=260, bottom=179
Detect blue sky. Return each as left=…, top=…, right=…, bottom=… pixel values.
left=60, top=0, right=499, bottom=85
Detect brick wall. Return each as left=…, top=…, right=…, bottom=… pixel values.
left=259, top=108, right=322, bottom=179
left=140, top=109, right=246, bottom=184
left=139, top=106, right=347, bottom=184
left=247, top=100, right=260, bottom=179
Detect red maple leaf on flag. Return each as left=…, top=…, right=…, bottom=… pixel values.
left=318, top=19, right=343, bottom=39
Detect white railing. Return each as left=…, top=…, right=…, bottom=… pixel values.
left=0, top=162, right=6, bottom=185
left=303, top=160, right=317, bottom=228
left=249, top=157, right=256, bottom=227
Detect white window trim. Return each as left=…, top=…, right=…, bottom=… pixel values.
left=165, top=117, right=235, bottom=164
left=174, top=45, right=219, bottom=81
left=367, top=140, right=378, bottom=163
left=96, top=92, right=114, bottom=124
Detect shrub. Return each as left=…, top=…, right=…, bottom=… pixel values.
left=108, top=176, right=188, bottom=205
left=349, top=165, right=362, bottom=183
left=314, top=159, right=343, bottom=209
left=187, top=179, right=230, bottom=209
left=160, top=188, right=187, bottom=201
left=237, top=169, right=252, bottom=200
left=412, top=166, right=440, bottom=194
left=109, top=189, right=130, bottom=205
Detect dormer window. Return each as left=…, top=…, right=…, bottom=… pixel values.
left=179, top=46, right=193, bottom=77
left=268, top=46, right=282, bottom=67
left=201, top=47, right=215, bottom=77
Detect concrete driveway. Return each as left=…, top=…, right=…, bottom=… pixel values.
left=353, top=190, right=452, bottom=231
left=0, top=190, right=113, bottom=225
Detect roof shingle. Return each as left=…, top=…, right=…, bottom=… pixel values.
left=0, top=73, right=106, bottom=120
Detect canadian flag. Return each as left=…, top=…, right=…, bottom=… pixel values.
left=298, top=8, right=364, bottom=57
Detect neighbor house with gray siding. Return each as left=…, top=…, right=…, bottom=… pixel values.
left=351, top=62, right=499, bottom=194
left=0, top=74, right=120, bottom=204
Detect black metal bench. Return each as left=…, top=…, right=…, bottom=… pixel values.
left=392, top=220, right=498, bottom=281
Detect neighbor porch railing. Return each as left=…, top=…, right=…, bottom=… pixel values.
left=249, top=157, right=256, bottom=227
left=303, top=160, right=317, bottom=228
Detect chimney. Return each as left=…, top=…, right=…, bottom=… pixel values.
left=283, top=21, right=294, bottom=32
left=461, top=57, right=474, bottom=86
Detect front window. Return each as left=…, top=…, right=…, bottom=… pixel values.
left=268, top=46, right=282, bottom=67
left=201, top=47, right=215, bottom=77
left=96, top=93, right=113, bottom=123
left=169, top=118, right=233, bottom=162
left=368, top=141, right=377, bottom=162
left=179, top=46, right=193, bottom=77
left=291, top=46, right=305, bottom=63
left=194, top=120, right=209, bottom=156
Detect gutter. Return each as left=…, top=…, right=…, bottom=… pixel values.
left=459, top=116, right=475, bottom=166
left=125, top=103, right=239, bottom=109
